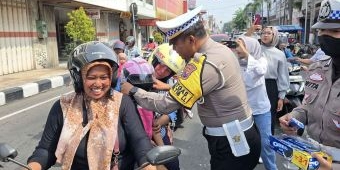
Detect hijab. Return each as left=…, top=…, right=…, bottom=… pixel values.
left=262, top=26, right=280, bottom=48
left=56, top=61, right=121, bottom=170
left=239, top=36, right=262, bottom=60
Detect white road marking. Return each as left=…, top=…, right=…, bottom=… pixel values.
left=0, top=91, right=73, bottom=121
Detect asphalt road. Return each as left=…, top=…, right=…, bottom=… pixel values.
left=0, top=86, right=291, bottom=170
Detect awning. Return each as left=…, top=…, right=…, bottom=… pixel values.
left=275, top=25, right=303, bottom=32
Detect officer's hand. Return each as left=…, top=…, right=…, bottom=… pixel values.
left=153, top=78, right=171, bottom=91
left=279, top=113, right=297, bottom=135
left=121, top=82, right=134, bottom=95
left=312, top=153, right=332, bottom=170
left=277, top=99, right=283, bottom=112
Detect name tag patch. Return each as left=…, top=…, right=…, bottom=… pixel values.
left=305, top=81, right=319, bottom=90
left=171, top=82, right=194, bottom=104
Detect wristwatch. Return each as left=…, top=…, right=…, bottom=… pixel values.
left=129, top=86, right=138, bottom=96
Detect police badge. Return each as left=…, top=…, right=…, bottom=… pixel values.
left=319, top=1, right=332, bottom=21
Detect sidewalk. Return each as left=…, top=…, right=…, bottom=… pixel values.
left=0, top=62, right=71, bottom=106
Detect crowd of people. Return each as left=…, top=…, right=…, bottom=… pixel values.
left=26, top=0, right=340, bottom=169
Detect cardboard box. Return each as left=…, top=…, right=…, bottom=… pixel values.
left=269, top=135, right=332, bottom=170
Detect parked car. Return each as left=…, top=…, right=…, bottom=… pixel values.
left=210, top=34, right=230, bottom=44
left=210, top=34, right=237, bottom=49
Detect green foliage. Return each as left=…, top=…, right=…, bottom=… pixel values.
left=232, top=8, right=248, bottom=30
left=65, top=7, right=95, bottom=43
left=60, top=41, right=81, bottom=60
left=293, top=0, right=302, bottom=10
left=153, top=32, right=164, bottom=44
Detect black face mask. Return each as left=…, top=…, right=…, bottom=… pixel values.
left=318, top=35, right=340, bottom=59
left=318, top=35, right=340, bottom=81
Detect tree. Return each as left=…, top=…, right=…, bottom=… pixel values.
left=153, top=32, right=164, bottom=44
left=65, top=7, right=95, bottom=43
left=232, top=8, right=248, bottom=30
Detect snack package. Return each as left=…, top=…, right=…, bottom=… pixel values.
left=269, top=135, right=332, bottom=170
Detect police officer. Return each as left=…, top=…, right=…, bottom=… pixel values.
left=279, top=0, right=340, bottom=169
left=121, top=6, right=261, bottom=170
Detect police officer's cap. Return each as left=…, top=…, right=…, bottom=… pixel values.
left=312, top=0, right=340, bottom=29
left=156, top=6, right=202, bottom=40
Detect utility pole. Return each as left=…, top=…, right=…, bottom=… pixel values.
left=304, top=0, right=308, bottom=44
left=279, top=0, right=282, bottom=25
left=309, top=0, right=315, bottom=44
left=283, top=0, right=286, bottom=25
left=261, top=0, right=264, bottom=26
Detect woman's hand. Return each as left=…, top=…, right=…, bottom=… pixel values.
left=312, top=153, right=332, bottom=170
left=277, top=98, right=283, bottom=112
left=279, top=113, right=297, bottom=135
left=245, top=24, right=262, bottom=37
left=235, top=39, right=249, bottom=59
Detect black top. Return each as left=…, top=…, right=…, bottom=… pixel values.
left=27, top=95, right=152, bottom=170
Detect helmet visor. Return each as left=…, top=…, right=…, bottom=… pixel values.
left=126, top=74, right=154, bottom=91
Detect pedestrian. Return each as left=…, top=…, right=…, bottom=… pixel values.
left=295, top=48, right=325, bottom=65
left=279, top=0, right=340, bottom=169
left=235, top=36, right=278, bottom=170
left=26, top=41, right=155, bottom=170
left=122, top=6, right=261, bottom=170
left=112, top=40, right=127, bottom=91
left=246, top=25, right=290, bottom=135
left=142, top=37, right=157, bottom=51
left=125, top=36, right=140, bottom=60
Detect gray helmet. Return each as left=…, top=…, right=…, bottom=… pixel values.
left=67, top=41, right=119, bottom=93
left=126, top=36, right=135, bottom=44
left=113, top=40, right=125, bottom=50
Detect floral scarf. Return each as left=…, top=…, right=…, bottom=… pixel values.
left=55, top=61, right=122, bottom=170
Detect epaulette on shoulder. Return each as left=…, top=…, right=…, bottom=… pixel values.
left=319, top=55, right=331, bottom=61
left=193, top=52, right=205, bottom=62
left=309, top=56, right=331, bottom=70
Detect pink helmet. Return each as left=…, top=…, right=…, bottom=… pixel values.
left=121, top=57, right=154, bottom=91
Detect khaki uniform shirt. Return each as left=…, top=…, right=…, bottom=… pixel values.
left=292, top=57, right=340, bottom=148
left=133, top=38, right=252, bottom=127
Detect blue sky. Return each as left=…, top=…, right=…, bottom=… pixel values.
left=195, top=0, right=251, bottom=27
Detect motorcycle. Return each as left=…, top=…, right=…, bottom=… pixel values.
left=279, top=64, right=305, bottom=117
left=0, top=143, right=181, bottom=170
left=141, top=50, right=153, bottom=60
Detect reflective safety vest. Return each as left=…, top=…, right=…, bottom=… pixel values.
left=169, top=54, right=206, bottom=109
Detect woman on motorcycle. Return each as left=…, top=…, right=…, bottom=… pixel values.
left=26, top=41, right=155, bottom=170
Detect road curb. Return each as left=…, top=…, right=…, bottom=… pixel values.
left=0, top=74, right=71, bottom=106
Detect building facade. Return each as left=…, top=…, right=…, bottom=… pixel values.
left=0, top=0, right=186, bottom=76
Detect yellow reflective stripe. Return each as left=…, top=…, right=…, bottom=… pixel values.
left=169, top=55, right=205, bottom=108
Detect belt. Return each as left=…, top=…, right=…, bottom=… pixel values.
left=205, top=116, right=254, bottom=136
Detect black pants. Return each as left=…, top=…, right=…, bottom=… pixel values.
left=265, top=79, right=279, bottom=135
left=202, top=125, right=261, bottom=170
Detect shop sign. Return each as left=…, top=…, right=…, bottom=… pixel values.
left=138, top=19, right=157, bottom=26
left=85, top=9, right=100, bottom=19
